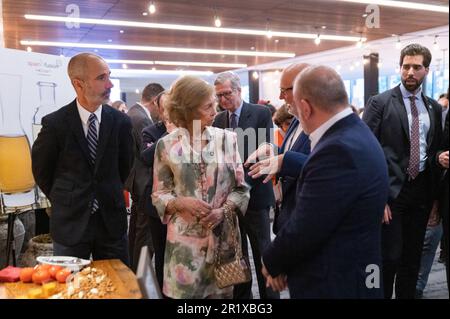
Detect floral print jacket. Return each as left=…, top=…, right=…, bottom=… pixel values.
left=152, top=126, right=250, bottom=299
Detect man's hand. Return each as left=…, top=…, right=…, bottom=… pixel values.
left=382, top=204, right=392, bottom=224
left=439, top=150, right=449, bottom=169
left=247, top=155, right=284, bottom=183
left=262, top=265, right=287, bottom=292
left=427, top=200, right=440, bottom=227
left=244, top=143, right=275, bottom=167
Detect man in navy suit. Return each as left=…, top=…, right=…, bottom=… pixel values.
left=363, top=44, right=443, bottom=299
left=262, top=65, right=389, bottom=298
left=32, top=53, right=133, bottom=265
left=246, top=63, right=311, bottom=233
left=213, top=71, right=277, bottom=299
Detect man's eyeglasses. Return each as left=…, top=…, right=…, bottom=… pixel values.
left=280, top=87, right=293, bottom=95
left=216, top=90, right=234, bottom=99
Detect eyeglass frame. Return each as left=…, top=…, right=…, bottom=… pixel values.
left=279, top=87, right=293, bottom=95
left=216, top=89, right=235, bottom=100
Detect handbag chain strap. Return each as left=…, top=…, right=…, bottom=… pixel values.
left=214, top=205, right=243, bottom=266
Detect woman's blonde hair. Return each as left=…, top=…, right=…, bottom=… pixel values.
left=166, top=75, right=215, bottom=128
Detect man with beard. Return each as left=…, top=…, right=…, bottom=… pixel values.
left=363, top=44, right=442, bottom=299
left=32, top=53, right=133, bottom=265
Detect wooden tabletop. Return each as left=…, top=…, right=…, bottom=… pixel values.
left=0, top=259, right=142, bottom=299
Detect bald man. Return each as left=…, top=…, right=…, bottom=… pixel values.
left=247, top=63, right=311, bottom=233
left=262, top=65, right=389, bottom=298
left=32, top=53, right=133, bottom=265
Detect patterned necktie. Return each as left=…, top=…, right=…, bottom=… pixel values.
left=229, top=113, right=238, bottom=129
left=87, top=113, right=99, bottom=212
left=407, top=95, right=420, bottom=179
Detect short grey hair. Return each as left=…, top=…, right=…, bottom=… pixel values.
left=68, top=52, right=105, bottom=80
left=294, top=65, right=348, bottom=113
left=214, top=71, right=241, bottom=90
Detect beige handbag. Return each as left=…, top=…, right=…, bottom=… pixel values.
left=214, top=210, right=251, bottom=289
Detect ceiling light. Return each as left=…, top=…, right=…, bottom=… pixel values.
left=119, top=30, right=124, bottom=34
left=105, top=59, right=247, bottom=68
left=26, top=46, right=32, bottom=52
left=135, top=89, right=140, bottom=94
left=111, top=69, right=213, bottom=76
left=148, top=2, right=156, bottom=14
left=395, top=37, right=401, bottom=49
left=122, top=63, right=127, bottom=69
left=20, top=40, right=296, bottom=58
left=142, top=12, right=148, bottom=16
left=266, top=30, right=273, bottom=39
left=356, top=38, right=363, bottom=48
left=252, top=71, right=259, bottom=80
left=338, top=0, right=448, bottom=13
left=155, top=61, right=247, bottom=68
left=24, top=14, right=365, bottom=42
left=433, top=35, right=439, bottom=51
left=314, top=34, right=321, bottom=45
left=214, top=16, right=222, bottom=28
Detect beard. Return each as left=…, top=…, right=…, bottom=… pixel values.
left=402, top=76, right=424, bottom=92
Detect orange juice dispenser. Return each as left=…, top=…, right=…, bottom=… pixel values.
left=0, top=73, right=35, bottom=211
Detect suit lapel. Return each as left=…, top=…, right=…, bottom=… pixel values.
left=66, top=100, right=92, bottom=168
left=95, top=105, right=113, bottom=173
left=238, top=102, right=252, bottom=129
left=280, top=118, right=299, bottom=152
left=393, top=86, right=410, bottom=140
left=421, top=93, right=435, bottom=146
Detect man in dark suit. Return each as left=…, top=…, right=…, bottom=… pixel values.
left=437, top=111, right=449, bottom=292
left=363, top=44, right=443, bottom=299
left=213, top=71, right=277, bottom=299
left=140, top=92, right=171, bottom=291
left=32, top=53, right=133, bottom=265
left=125, top=83, right=164, bottom=272
left=262, top=65, right=389, bottom=298
left=274, top=63, right=311, bottom=233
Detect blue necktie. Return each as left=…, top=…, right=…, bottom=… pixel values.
left=87, top=113, right=99, bottom=213
left=230, top=113, right=238, bottom=129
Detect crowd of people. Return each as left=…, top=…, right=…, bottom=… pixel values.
left=30, top=43, right=449, bottom=299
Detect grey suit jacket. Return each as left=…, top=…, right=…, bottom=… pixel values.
left=125, top=103, right=153, bottom=197
left=213, top=101, right=275, bottom=210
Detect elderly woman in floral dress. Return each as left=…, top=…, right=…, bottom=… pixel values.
left=152, top=75, right=250, bottom=299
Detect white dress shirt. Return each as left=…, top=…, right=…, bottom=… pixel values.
left=309, top=107, right=353, bottom=151
left=76, top=100, right=102, bottom=137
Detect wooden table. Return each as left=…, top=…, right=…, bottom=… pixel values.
left=0, top=259, right=142, bottom=299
